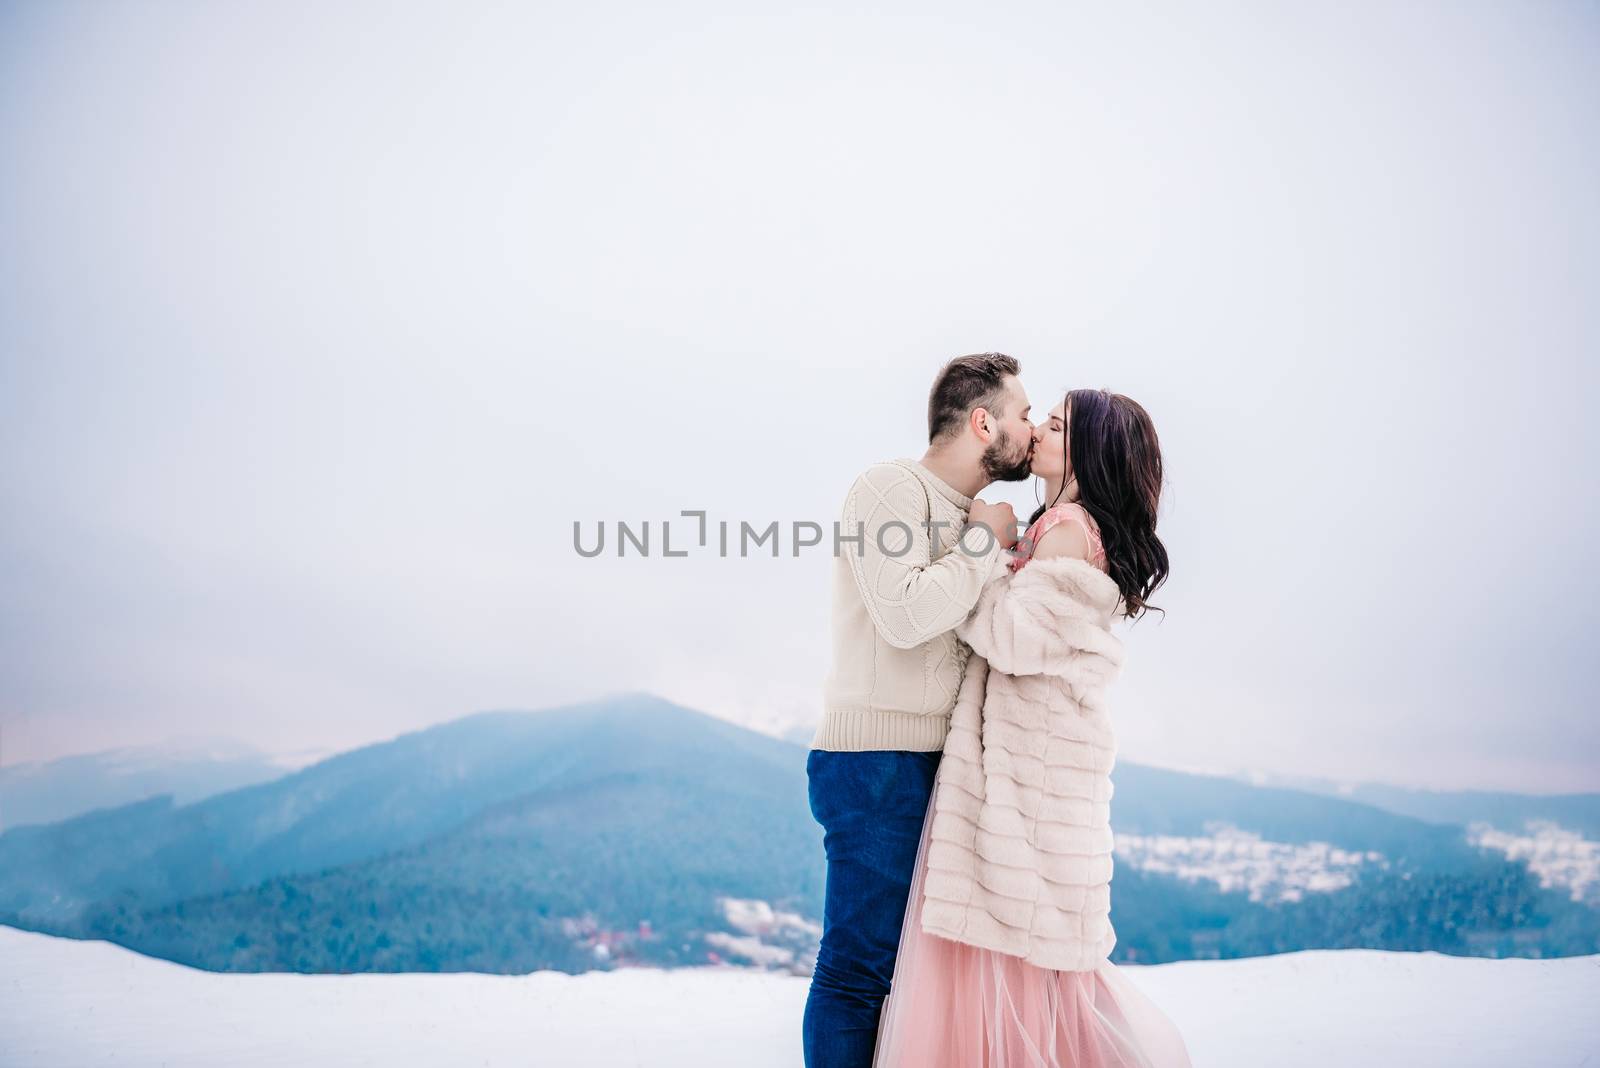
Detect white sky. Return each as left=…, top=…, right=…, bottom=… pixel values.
left=2, top=1, right=1596, bottom=791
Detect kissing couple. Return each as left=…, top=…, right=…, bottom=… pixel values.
left=802, top=352, right=1193, bottom=1068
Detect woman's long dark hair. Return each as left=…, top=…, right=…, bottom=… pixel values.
left=1027, top=388, right=1169, bottom=620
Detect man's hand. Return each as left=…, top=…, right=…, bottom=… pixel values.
left=967, top=499, right=1018, bottom=550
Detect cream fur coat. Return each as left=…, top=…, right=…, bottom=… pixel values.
left=919, top=552, right=1128, bottom=971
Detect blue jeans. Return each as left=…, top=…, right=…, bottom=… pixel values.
left=802, top=748, right=942, bottom=1068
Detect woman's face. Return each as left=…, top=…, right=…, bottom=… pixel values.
left=1030, top=399, right=1070, bottom=482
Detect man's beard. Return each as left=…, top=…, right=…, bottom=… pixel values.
left=981, top=426, right=1033, bottom=482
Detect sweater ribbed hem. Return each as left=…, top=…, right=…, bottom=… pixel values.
left=809, top=708, right=952, bottom=752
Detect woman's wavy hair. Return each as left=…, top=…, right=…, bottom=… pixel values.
left=1027, top=388, right=1169, bottom=621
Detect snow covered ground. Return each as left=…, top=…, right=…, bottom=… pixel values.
left=2, top=926, right=1596, bottom=1067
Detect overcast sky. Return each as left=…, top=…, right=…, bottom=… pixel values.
left=2, top=1, right=1596, bottom=792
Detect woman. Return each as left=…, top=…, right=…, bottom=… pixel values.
left=873, top=388, right=1192, bottom=1068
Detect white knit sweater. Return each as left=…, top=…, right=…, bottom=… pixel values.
left=918, top=552, right=1128, bottom=971
left=812, top=459, right=1007, bottom=752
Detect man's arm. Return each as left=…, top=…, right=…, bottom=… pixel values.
left=840, top=464, right=1008, bottom=650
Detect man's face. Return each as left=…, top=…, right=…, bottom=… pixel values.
left=979, top=376, right=1034, bottom=482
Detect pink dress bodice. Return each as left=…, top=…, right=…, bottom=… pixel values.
left=1009, top=500, right=1108, bottom=574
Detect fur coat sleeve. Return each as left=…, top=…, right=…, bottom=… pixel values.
left=954, top=553, right=1127, bottom=684
left=920, top=554, right=1130, bottom=971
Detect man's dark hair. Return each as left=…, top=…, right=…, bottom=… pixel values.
left=927, top=352, right=1021, bottom=444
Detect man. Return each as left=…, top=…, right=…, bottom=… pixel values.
left=802, top=352, right=1034, bottom=1068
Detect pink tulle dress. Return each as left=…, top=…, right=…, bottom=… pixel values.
left=872, top=501, right=1193, bottom=1068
